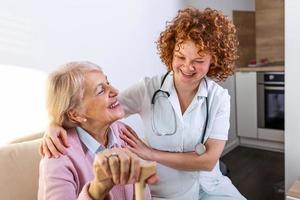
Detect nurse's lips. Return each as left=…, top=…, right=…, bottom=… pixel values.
left=180, top=70, right=195, bottom=77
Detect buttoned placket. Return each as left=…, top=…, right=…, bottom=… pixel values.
left=161, top=74, right=209, bottom=152
left=182, top=96, right=208, bottom=151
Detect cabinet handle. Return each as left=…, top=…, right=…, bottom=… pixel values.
left=264, top=86, right=284, bottom=91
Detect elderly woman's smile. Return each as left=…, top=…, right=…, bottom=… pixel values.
left=79, top=70, right=125, bottom=127
left=108, top=100, right=121, bottom=109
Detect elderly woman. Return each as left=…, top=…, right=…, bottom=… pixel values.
left=38, top=61, right=155, bottom=200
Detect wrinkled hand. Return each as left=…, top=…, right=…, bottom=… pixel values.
left=89, top=148, right=158, bottom=199
left=39, top=123, right=69, bottom=158
left=93, top=148, right=143, bottom=185
left=120, top=125, right=154, bottom=161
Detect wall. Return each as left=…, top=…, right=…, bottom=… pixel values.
left=0, top=0, right=181, bottom=84
left=0, top=0, right=181, bottom=140
left=0, top=0, right=255, bottom=146
left=285, top=0, right=300, bottom=191
left=183, top=0, right=255, bottom=152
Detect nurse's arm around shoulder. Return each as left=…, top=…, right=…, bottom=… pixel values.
left=120, top=125, right=226, bottom=172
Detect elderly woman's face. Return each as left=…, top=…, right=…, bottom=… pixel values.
left=79, top=70, right=124, bottom=125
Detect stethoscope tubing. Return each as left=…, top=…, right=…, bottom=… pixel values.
left=151, top=72, right=209, bottom=145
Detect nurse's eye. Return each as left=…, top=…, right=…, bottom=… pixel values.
left=194, top=60, right=204, bottom=64
left=175, top=55, right=185, bottom=60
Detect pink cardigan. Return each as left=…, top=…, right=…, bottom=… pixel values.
left=38, top=122, right=151, bottom=200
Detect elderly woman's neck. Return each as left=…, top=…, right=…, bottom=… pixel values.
left=80, top=123, right=111, bottom=147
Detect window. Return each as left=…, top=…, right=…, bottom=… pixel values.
left=0, top=65, right=48, bottom=145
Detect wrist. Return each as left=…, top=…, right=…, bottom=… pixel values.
left=88, top=179, right=113, bottom=200
left=149, top=148, right=158, bottom=161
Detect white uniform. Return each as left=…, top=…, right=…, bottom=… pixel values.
left=119, top=73, right=246, bottom=200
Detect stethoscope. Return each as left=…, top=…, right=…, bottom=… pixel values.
left=151, top=71, right=209, bottom=155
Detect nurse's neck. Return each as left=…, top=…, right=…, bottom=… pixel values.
left=174, top=80, right=199, bottom=114
left=174, top=78, right=199, bottom=97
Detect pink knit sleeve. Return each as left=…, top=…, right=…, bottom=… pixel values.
left=77, top=183, right=93, bottom=200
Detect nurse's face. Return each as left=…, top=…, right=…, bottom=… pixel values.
left=78, top=70, right=124, bottom=126
left=172, top=40, right=212, bottom=88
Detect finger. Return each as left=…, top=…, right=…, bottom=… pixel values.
left=42, top=140, right=51, bottom=158
left=94, top=154, right=111, bottom=181
left=39, top=143, right=45, bottom=157
left=51, top=134, right=67, bottom=154
left=118, top=151, right=130, bottom=185
left=124, top=125, right=139, bottom=138
left=108, top=155, right=120, bottom=184
left=59, top=129, right=70, bottom=147
left=128, top=154, right=141, bottom=184
left=126, top=146, right=138, bottom=155
left=146, top=174, right=159, bottom=185
left=121, top=128, right=139, bottom=144
left=119, top=133, right=137, bottom=148
left=46, top=137, right=61, bottom=158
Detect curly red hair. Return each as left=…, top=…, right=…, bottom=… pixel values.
left=157, top=7, right=238, bottom=81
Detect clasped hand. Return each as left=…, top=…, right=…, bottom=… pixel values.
left=89, top=148, right=158, bottom=199
left=93, top=147, right=143, bottom=185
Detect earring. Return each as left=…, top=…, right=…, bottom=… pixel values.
left=82, top=118, right=87, bottom=122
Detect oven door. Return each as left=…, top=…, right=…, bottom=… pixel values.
left=264, top=85, right=284, bottom=130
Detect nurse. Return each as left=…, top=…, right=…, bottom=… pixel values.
left=41, top=7, right=246, bottom=200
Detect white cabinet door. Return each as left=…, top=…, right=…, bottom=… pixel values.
left=236, top=72, right=257, bottom=138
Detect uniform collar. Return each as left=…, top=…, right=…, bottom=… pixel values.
left=160, top=71, right=174, bottom=94
left=160, top=72, right=208, bottom=98
left=196, top=78, right=208, bottom=98
left=76, top=126, right=118, bottom=155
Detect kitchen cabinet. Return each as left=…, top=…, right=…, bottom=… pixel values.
left=256, top=0, right=284, bottom=62
left=235, top=71, right=284, bottom=151
left=233, top=0, right=285, bottom=151
left=235, top=72, right=257, bottom=139
left=232, top=11, right=255, bottom=68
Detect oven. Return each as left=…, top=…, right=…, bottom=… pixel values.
left=257, top=72, right=284, bottom=130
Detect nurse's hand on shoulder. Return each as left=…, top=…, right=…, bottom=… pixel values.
left=39, top=123, right=69, bottom=158
left=89, top=148, right=158, bottom=200
left=120, top=125, right=155, bottom=161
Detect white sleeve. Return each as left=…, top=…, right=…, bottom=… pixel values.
left=119, top=79, right=148, bottom=117
left=208, top=90, right=230, bottom=141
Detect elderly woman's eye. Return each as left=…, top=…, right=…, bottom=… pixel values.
left=97, top=90, right=104, bottom=95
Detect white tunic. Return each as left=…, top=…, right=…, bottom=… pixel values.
left=119, top=73, right=242, bottom=200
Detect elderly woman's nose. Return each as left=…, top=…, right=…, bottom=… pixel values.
left=108, top=85, right=119, bottom=97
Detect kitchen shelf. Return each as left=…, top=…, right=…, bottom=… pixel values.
left=236, top=65, right=284, bottom=72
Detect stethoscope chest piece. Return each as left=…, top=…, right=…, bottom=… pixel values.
left=195, top=143, right=206, bottom=155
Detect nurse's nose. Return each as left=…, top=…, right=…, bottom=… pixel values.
left=185, top=61, right=195, bottom=71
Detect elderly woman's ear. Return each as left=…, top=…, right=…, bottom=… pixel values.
left=67, top=109, right=87, bottom=123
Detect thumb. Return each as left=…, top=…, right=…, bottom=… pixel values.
left=145, top=174, right=159, bottom=185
